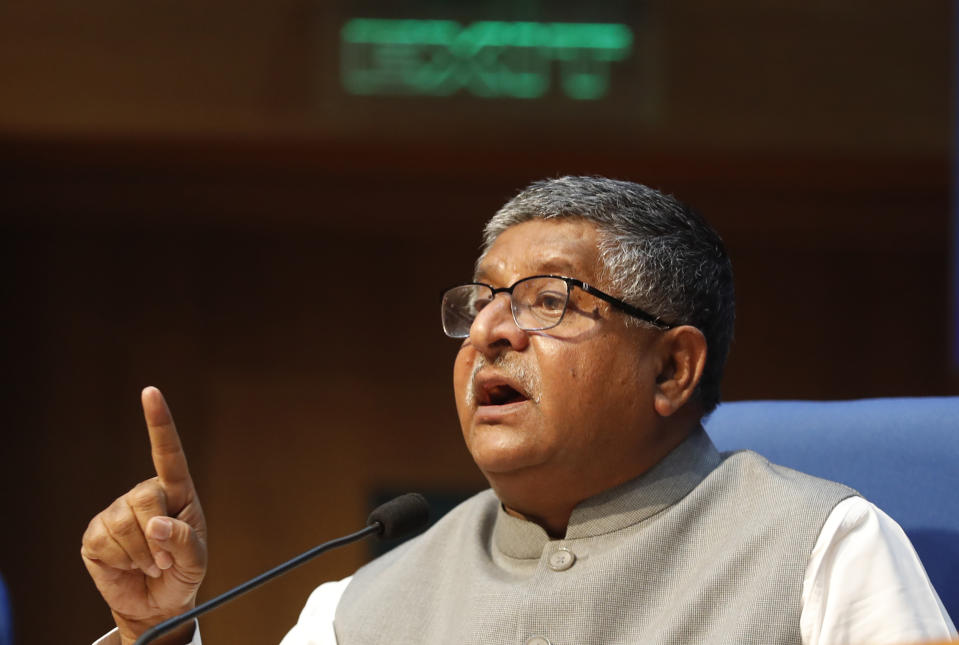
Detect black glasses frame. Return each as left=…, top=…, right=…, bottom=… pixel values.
left=441, top=274, right=674, bottom=338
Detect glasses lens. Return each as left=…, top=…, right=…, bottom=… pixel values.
left=441, top=284, right=492, bottom=338
left=512, top=277, right=569, bottom=331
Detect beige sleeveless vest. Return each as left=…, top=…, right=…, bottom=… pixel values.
left=334, top=428, right=855, bottom=644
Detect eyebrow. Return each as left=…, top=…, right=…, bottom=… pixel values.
left=538, top=258, right=580, bottom=275
left=474, top=258, right=582, bottom=283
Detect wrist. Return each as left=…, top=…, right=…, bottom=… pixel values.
left=118, top=620, right=195, bottom=645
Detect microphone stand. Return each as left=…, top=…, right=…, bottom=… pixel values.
left=134, top=523, right=382, bottom=645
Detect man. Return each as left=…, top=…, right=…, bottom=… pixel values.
left=84, top=177, right=955, bottom=644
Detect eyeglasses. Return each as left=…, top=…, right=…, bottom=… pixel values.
left=441, top=274, right=673, bottom=338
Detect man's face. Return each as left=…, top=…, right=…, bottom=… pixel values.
left=453, top=218, right=666, bottom=508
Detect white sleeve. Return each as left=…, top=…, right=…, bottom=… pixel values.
left=91, top=578, right=347, bottom=645
left=801, top=496, right=957, bottom=645
left=91, top=630, right=121, bottom=645
left=278, top=577, right=351, bottom=645
left=92, top=621, right=201, bottom=645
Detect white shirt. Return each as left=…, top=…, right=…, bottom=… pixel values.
left=95, top=497, right=957, bottom=645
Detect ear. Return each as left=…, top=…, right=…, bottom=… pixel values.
left=653, top=325, right=708, bottom=417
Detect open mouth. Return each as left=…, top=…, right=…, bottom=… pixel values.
left=481, top=384, right=529, bottom=406
left=475, top=378, right=529, bottom=406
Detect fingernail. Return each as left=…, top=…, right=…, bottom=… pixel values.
left=147, top=564, right=162, bottom=578
left=155, top=550, right=173, bottom=570
left=150, top=517, right=173, bottom=541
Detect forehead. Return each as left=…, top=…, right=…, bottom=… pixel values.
left=475, top=218, right=602, bottom=284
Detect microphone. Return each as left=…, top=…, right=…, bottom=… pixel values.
left=134, top=493, right=430, bottom=645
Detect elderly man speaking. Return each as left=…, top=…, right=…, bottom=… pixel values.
left=84, top=177, right=955, bottom=645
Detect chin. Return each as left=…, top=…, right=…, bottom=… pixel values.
left=467, top=430, right=545, bottom=477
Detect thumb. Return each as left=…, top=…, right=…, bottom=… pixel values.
left=146, top=516, right=207, bottom=581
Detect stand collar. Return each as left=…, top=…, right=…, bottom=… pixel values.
left=493, top=426, right=721, bottom=559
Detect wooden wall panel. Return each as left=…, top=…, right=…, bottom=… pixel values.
left=1, top=140, right=953, bottom=643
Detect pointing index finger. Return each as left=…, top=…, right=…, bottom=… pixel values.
left=141, top=386, right=194, bottom=512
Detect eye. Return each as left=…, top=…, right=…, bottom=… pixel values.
left=532, top=290, right=566, bottom=314
left=469, top=295, right=492, bottom=315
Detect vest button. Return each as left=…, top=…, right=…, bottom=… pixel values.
left=547, top=547, right=576, bottom=571
left=526, top=637, right=552, bottom=645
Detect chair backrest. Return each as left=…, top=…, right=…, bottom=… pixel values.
left=0, top=572, right=12, bottom=645
left=704, top=397, right=959, bottom=620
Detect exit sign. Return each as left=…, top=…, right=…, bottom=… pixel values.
left=340, top=19, right=634, bottom=100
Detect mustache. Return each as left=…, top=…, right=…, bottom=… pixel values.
left=466, top=353, right=542, bottom=406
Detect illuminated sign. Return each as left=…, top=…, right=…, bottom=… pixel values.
left=340, top=19, right=634, bottom=100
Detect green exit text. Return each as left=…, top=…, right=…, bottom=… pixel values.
left=340, top=19, right=634, bottom=100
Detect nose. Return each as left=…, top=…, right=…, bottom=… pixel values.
left=468, top=293, right=530, bottom=358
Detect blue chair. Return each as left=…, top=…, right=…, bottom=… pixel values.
left=0, top=572, right=12, bottom=645
left=705, top=397, right=959, bottom=620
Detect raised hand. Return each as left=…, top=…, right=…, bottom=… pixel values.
left=81, top=387, right=208, bottom=645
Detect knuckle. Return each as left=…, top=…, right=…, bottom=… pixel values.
left=82, top=514, right=102, bottom=542
left=108, top=509, right=140, bottom=538
left=82, top=527, right=108, bottom=552
left=130, top=483, right=162, bottom=510
left=81, top=518, right=129, bottom=566
left=82, top=513, right=112, bottom=547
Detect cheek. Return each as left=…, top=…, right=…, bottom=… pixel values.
left=452, top=348, right=475, bottom=412
left=547, top=346, right=642, bottom=419
left=534, top=350, right=594, bottom=420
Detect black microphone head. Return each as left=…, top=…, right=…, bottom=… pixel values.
left=367, top=493, right=430, bottom=540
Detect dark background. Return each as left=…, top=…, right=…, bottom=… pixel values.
left=1, top=1, right=955, bottom=643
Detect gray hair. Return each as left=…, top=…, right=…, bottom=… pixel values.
left=481, top=176, right=735, bottom=414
